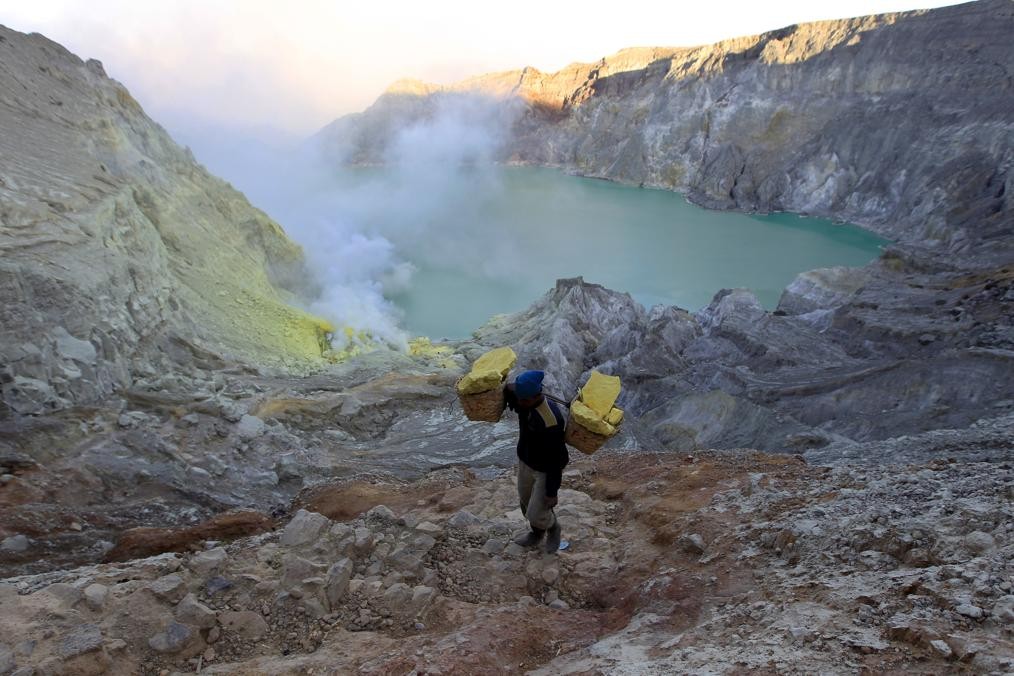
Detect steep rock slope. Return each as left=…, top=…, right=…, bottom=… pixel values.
left=318, top=0, right=1013, bottom=248
left=0, top=26, right=331, bottom=416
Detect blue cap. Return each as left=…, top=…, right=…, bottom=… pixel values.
left=515, top=370, right=545, bottom=398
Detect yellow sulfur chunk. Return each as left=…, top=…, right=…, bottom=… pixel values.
left=570, top=400, right=617, bottom=437
left=457, top=369, right=505, bottom=395
left=580, top=371, right=621, bottom=418
left=605, top=406, right=624, bottom=426
left=471, top=346, right=517, bottom=378
left=456, top=347, right=517, bottom=395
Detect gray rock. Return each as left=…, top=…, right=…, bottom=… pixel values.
left=382, top=582, right=412, bottom=609
left=954, top=603, right=984, bottom=619
left=218, top=610, right=269, bottom=640
left=325, top=559, right=354, bottom=608
left=59, top=624, right=103, bottom=658
left=175, top=594, right=217, bottom=629
left=0, top=646, right=13, bottom=676
left=83, top=583, right=108, bottom=611
left=279, top=509, right=331, bottom=547
left=148, top=573, right=187, bottom=603
left=280, top=554, right=327, bottom=590
left=365, top=504, right=396, bottom=522
left=0, top=535, right=28, bottom=553
left=964, top=531, right=996, bottom=555
left=189, top=547, right=227, bottom=575
left=148, top=622, right=194, bottom=654
left=992, top=595, right=1014, bottom=624
left=678, top=534, right=706, bottom=556
left=447, top=510, right=482, bottom=529
left=235, top=415, right=266, bottom=439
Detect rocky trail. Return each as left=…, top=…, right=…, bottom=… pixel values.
left=1, top=446, right=1011, bottom=674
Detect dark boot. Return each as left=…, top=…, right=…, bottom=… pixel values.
left=544, top=520, right=562, bottom=554
left=513, top=528, right=545, bottom=547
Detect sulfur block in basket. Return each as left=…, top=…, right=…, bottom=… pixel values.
left=456, top=347, right=517, bottom=395
left=581, top=371, right=621, bottom=417
left=571, top=399, right=617, bottom=437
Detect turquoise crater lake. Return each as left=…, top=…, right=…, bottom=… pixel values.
left=309, top=166, right=887, bottom=340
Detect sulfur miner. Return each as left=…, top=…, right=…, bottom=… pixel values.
left=504, top=370, right=569, bottom=554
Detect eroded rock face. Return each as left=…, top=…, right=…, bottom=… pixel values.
left=0, top=25, right=329, bottom=416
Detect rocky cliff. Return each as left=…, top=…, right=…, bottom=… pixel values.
left=318, top=0, right=1014, bottom=249
left=0, top=26, right=333, bottom=417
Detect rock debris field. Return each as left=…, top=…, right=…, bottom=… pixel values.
left=1, top=444, right=1011, bottom=674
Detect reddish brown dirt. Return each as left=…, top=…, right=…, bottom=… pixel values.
left=295, top=471, right=472, bottom=522
left=104, top=511, right=275, bottom=562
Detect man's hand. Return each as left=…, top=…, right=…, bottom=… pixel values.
left=543, top=495, right=558, bottom=509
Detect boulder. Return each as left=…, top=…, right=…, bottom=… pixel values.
left=279, top=509, right=331, bottom=547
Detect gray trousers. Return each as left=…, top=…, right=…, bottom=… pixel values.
left=517, top=460, right=557, bottom=531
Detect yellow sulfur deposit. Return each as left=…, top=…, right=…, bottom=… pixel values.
left=569, top=370, right=624, bottom=437
left=581, top=371, right=622, bottom=417
left=571, top=400, right=616, bottom=436
left=457, top=346, right=517, bottom=395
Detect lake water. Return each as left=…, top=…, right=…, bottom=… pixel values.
left=376, top=167, right=887, bottom=338
left=272, top=164, right=886, bottom=340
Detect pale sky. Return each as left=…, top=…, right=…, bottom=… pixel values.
left=1, top=0, right=964, bottom=137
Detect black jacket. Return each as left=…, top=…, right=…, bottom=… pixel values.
left=505, top=385, right=570, bottom=497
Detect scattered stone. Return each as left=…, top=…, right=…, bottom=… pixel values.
left=83, top=583, right=108, bottom=611
left=415, top=521, right=442, bottom=535
left=279, top=509, right=331, bottom=547
left=204, top=576, right=233, bottom=595
left=1, top=535, right=28, bottom=553
left=992, top=595, right=1014, bottom=624
left=189, top=547, right=227, bottom=575
left=955, top=603, right=984, bottom=619
left=481, top=538, right=505, bottom=555
left=235, top=414, right=266, bottom=439
left=218, top=611, right=269, bottom=640
left=678, top=533, right=706, bottom=556
left=447, top=510, right=482, bottom=529
left=176, top=594, right=217, bottom=629
left=148, top=573, right=187, bottom=603
left=45, top=583, right=83, bottom=607
left=366, top=504, right=396, bottom=522
left=59, top=624, right=104, bottom=658
left=964, top=531, right=996, bottom=555
left=549, top=599, right=570, bottom=610
left=542, top=566, right=560, bottom=585
left=325, top=559, right=354, bottom=608
left=148, top=622, right=195, bottom=654
left=929, top=639, right=953, bottom=658
left=0, top=646, right=14, bottom=675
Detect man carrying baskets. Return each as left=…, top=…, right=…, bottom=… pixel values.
left=504, top=370, right=569, bottom=554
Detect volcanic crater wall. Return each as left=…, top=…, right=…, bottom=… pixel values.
left=319, top=0, right=1014, bottom=248
left=0, top=26, right=332, bottom=416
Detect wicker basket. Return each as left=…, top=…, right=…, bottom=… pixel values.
left=457, top=381, right=507, bottom=422
left=565, top=419, right=614, bottom=455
